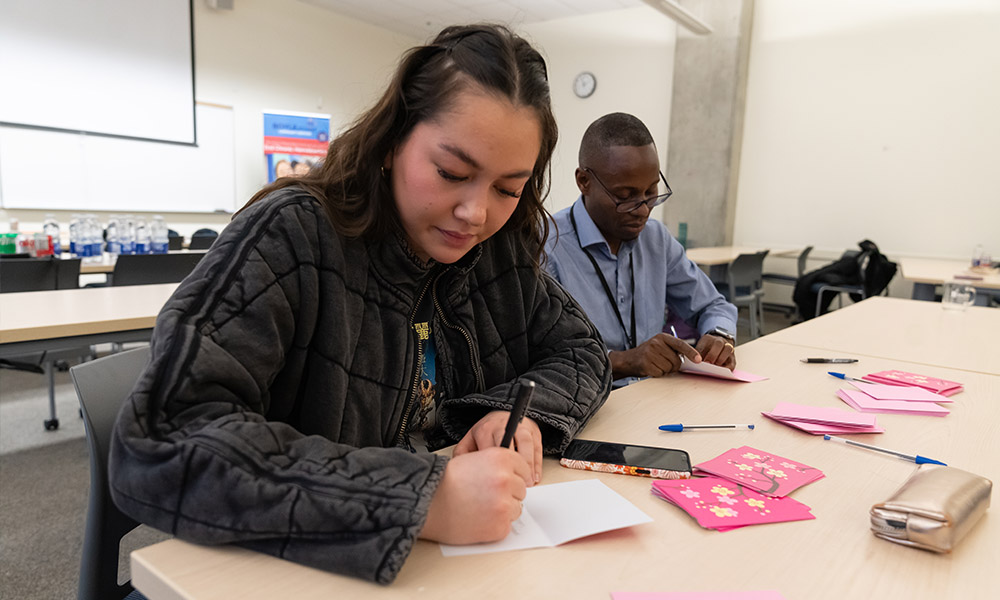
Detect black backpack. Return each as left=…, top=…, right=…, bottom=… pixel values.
left=793, top=240, right=897, bottom=320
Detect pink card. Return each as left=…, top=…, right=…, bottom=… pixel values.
left=836, top=389, right=950, bottom=416
left=761, top=412, right=884, bottom=436
left=693, top=446, right=824, bottom=497
left=767, top=402, right=877, bottom=428
left=865, top=370, right=963, bottom=396
left=652, top=477, right=814, bottom=529
left=679, top=359, right=768, bottom=382
left=849, top=381, right=952, bottom=403
left=613, top=591, right=787, bottom=599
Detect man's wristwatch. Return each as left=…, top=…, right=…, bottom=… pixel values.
left=707, top=326, right=735, bottom=345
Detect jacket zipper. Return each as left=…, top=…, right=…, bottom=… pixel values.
left=394, top=273, right=436, bottom=447
left=432, top=281, right=485, bottom=393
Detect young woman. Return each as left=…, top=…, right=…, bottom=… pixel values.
left=109, top=25, right=611, bottom=584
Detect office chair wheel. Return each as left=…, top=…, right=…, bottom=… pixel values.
left=44, top=418, right=60, bottom=431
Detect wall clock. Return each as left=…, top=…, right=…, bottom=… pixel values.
left=573, top=71, right=597, bottom=99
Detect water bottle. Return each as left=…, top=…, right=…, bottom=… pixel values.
left=43, top=214, right=62, bottom=256
left=86, top=214, right=103, bottom=260
left=150, top=215, right=169, bottom=254
left=106, top=215, right=121, bottom=256
left=120, top=215, right=135, bottom=254
left=134, top=217, right=150, bottom=254
left=69, top=214, right=81, bottom=256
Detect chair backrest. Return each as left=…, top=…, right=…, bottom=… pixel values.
left=796, top=246, right=814, bottom=278
left=71, top=346, right=151, bottom=600
left=57, top=257, right=82, bottom=289
left=112, top=252, right=205, bottom=286
left=727, top=250, right=770, bottom=298
left=167, top=236, right=183, bottom=251
left=0, top=257, right=60, bottom=292
left=188, top=228, right=219, bottom=250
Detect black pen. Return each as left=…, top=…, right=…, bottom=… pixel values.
left=800, top=358, right=858, bottom=364
left=501, top=380, right=535, bottom=448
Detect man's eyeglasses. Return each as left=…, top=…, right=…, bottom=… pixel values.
left=583, top=167, right=672, bottom=213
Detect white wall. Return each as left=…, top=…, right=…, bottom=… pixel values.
left=734, top=0, right=1000, bottom=261
left=523, top=7, right=678, bottom=220
left=0, top=0, right=416, bottom=240
left=0, top=3, right=679, bottom=239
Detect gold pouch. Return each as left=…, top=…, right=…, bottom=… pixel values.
left=870, top=464, right=992, bottom=553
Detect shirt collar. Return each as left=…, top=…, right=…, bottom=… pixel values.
left=571, top=196, right=636, bottom=257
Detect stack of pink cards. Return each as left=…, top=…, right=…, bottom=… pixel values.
left=864, top=370, right=964, bottom=396
left=836, top=381, right=951, bottom=417
left=652, top=477, right=814, bottom=531
left=692, top=446, right=825, bottom=496
left=761, top=402, right=883, bottom=435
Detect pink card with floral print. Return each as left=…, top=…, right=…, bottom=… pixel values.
left=651, top=477, right=814, bottom=529
left=692, top=446, right=824, bottom=497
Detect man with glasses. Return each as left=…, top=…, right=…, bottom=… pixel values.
left=544, top=113, right=737, bottom=388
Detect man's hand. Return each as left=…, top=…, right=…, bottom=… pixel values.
left=453, top=411, right=542, bottom=485
left=695, top=333, right=736, bottom=370
left=419, top=448, right=528, bottom=544
left=609, top=333, right=702, bottom=379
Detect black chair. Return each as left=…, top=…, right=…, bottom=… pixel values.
left=167, top=229, right=183, bottom=251
left=188, top=228, right=219, bottom=250
left=0, top=256, right=85, bottom=430
left=111, top=252, right=205, bottom=287
left=71, top=347, right=153, bottom=600
left=0, top=256, right=80, bottom=292
left=762, top=246, right=813, bottom=317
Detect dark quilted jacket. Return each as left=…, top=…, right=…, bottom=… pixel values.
left=108, top=189, right=612, bottom=583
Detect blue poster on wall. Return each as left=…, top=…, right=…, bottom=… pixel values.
left=263, top=111, right=330, bottom=182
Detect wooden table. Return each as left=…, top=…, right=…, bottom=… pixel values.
left=763, top=296, right=999, bottom=376
left=686, top=246, right=799, bottom=282
left=130, top=303, right=999, bottom=599
left=0, top=283, right=176, bottom=429
left=900, top=257, right=1000, bottom=303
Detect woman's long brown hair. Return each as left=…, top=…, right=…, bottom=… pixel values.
left=242, top=24, right=557, bottom=262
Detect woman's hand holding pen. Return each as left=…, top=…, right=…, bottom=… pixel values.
left=453, top=410, right=543, bottom=485
left=420, top=448, right=528, bottom=544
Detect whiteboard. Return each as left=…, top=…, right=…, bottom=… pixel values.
left=0, top=103, right=236, bottom=214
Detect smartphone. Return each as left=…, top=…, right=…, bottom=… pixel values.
left=560, top=439, right=692, bottom=480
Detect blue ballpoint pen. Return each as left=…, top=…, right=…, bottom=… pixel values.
left=823, top=435, right=947, bottom=466
left=659, top=423, right=755, bottom=432
left=828, top=371, right=879, bottom=385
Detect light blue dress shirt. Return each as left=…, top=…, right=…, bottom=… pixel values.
left=544, top=198, right=738, bottom=387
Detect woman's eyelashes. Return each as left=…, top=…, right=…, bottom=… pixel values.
left=437, top=167, right=522, bottom=199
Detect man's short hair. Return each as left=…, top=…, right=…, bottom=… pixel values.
left=579, top=112, right=654, bottom=166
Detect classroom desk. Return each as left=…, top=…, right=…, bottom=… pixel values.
left=685, top=246, right=799, bottom=282
left=0, top=282, right=177, bottom=428
left=900, top=257, right=1000, bottom=303
left=0, top=283, right=177, bottom=354
left=130, top=337, right=999, bottom=600
left=763, top=296, right=999, bottom=376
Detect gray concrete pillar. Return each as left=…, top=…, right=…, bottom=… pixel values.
left=663, top=0, right=753, bottom=248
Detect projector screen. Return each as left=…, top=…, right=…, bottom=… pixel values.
left=0, top=0, right=195, bottom=145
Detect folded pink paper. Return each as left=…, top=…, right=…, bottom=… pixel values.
left=849, top=381, right=952, bottom=403
left=865, top=370, right=963, bottom=396
left=761, top=412, right=884, bottom=436
left=652, top=477, right=814, bottom=529
left=836, top=389, right=950, bottom=416
left=679, top=359, right=767, bottom=382
left=767, top=402, right=877, bottom=428
left=693, top=446, right=824, bottom=497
